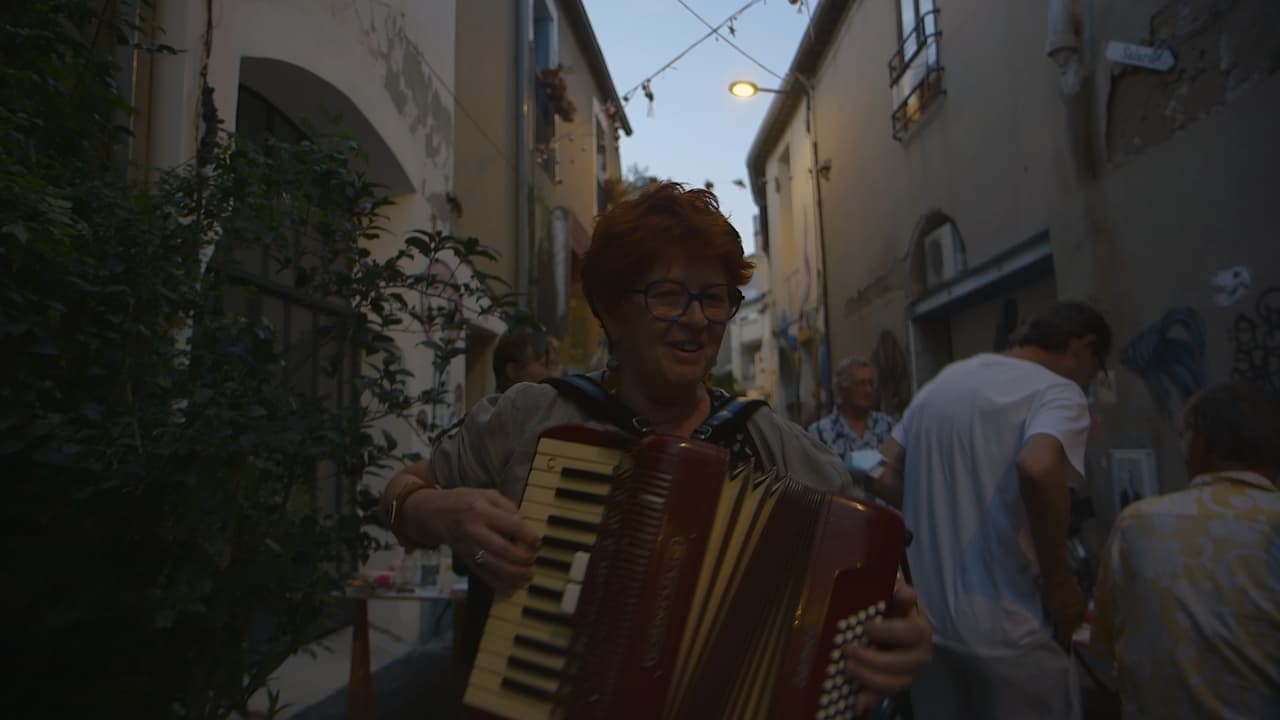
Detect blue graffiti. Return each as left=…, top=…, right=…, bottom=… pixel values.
left=1121, top=306, right=1207, bottom=415
left=775, top=308, right=798, bottom=351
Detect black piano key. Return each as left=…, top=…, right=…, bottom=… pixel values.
left=560, top=467, right=613, bottom=485
left=547, top=513, right=599, bottom=533
left=500, top=676, right=556, bottom=702
left=522, top=605, right=574, bottom=627
left=554, top=486, right=611, bottom=505
left=534, top=556, right=571, bottom=572
left=507, top=655, right=562, bottom=680
left=527, top=583, right=562, bottom=601
left=515, top=633, right=570, bottom=657
left=542, top=534, right=594, bottom=554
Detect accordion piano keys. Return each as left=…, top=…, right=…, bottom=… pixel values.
left=464, top=430, right=632, bottom=720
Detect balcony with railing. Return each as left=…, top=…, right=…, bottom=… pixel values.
left=888, top=8, right=944, bottom=141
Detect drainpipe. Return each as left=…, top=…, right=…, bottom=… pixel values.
left=797, top=75, right=835, bottom=412
left=514, top=0, right=531, bottom=310
left=113, top=1, right=142, bottom=175
left=148, top=0, right=201, bottom=175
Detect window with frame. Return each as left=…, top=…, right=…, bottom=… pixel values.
left=533, top=0, right=559, bottom=179
left=220, top=87, right=358, bottom=442
left=889, top=0, right=944, bottom=141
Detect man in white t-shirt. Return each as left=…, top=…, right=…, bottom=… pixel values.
left=875, top=301, right=1110, bottom=720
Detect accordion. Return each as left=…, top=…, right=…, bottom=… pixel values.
left=464, top=424, right=906, bottom=720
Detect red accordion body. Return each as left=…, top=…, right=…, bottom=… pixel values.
left=464, top=424, right=905, bottom=720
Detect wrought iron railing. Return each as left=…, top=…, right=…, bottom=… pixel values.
left=891, top=65, right=946, bottom=141
left=888, top=9, right=944, bottom=141
left=888, top=9, right=942, bottom=86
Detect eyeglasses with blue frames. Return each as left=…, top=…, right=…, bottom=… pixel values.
left=628, top=280, right=744, bottom=323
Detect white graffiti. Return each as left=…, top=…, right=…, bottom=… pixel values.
left=1210, top=265, right=1252, bottom=307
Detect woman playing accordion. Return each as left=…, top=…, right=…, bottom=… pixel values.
left=381, top=183, right=933, bottom=718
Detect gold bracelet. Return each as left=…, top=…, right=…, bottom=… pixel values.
left=389, top=481, right=433, bottom=550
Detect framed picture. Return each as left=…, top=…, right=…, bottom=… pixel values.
left=1109, top=448, right=1159, bottom=516
left=1090, top=368, right=1118, bottom=405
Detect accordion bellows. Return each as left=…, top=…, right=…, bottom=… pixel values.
left=465, top=424, right=906, bottom=720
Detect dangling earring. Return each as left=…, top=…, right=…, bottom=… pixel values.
left=702, top=371, right=715, bottom=391
left=603, top=357, right=622, bottom=395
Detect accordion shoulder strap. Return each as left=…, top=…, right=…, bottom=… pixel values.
left=541, top=373, right=767, bottom=453
left=692, top=396, right=767, bottom=444
left=541, top=372, right=653, bottom=435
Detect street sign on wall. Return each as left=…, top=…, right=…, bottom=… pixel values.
left=1106, top=41, right=1177, bottom=72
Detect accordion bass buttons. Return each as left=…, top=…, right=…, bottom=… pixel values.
left=813, top=602, right=893, bottom=720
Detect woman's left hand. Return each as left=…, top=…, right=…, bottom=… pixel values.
left=843, top=578, right=934, bottom=715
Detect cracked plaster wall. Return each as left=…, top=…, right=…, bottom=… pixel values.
left=1105, top=0, right=1280, bottom=161
left=325, top=0, right=456, bottom=228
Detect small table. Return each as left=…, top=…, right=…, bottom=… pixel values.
left=343, top=582, right=468, bottom=720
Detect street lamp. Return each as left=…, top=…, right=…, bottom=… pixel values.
left=728, top=80, right=782, bottom=98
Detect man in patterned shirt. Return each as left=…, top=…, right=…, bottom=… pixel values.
left=1092, top=381, right=1280, bottom=720
left=807, top=357, right=895, bottom=460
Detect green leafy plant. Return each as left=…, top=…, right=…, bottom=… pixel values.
left=2, top=2, right=511, bottom=717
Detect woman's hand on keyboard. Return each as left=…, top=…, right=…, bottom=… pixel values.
left=444, top=488, right=543, bottom=595
left=843, top=578, right=934, bottom=713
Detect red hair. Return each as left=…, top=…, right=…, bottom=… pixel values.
left=581, top=182, right=754, bottom=316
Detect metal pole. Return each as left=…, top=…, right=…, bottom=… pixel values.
left=514, top=0, right=531, bottom=309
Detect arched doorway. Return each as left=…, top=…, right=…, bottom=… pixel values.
left=207, top=58, right=417, bottom=645
left=238, top=57, right=414, bottom=195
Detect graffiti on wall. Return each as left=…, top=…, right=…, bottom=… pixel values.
left=870, top=330, right=912, bottom=419
left=1121, top=306, right=1207, bottom=416
left=772, top=206, right=831, bottom=426
left=774, top=307, right=825, bottom=427
left=1211, top=265, right=1252, bottom=307
left=1230, top=287, right=1280, bottom=394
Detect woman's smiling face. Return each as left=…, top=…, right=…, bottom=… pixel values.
left=601, top=259, right=733, bottom=393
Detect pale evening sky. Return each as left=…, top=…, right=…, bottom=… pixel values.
left=582, top=0, right=813, bottom=256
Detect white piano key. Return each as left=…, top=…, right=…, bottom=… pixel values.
left=560, top=581, right=582, bottom=614
left=569, top=551, right=591, bottom=582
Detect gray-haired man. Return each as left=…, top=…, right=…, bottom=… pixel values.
left=807, top=357, right=895, bottom=461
